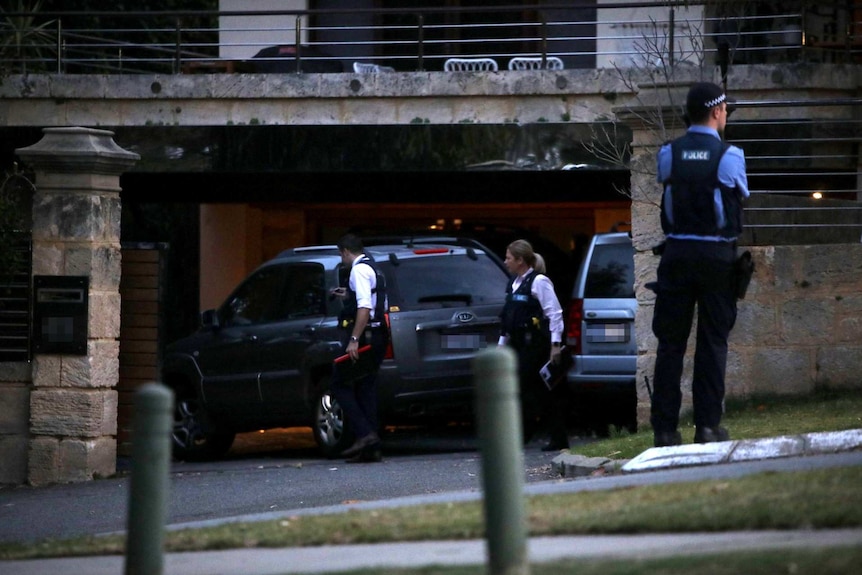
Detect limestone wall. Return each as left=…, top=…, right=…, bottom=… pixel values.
left=634, top=243, right=862, bottom=426
left=622, top=63, right=862, bottom=428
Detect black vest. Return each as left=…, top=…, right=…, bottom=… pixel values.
left=338, top=256, right=387, bottom=330
left=500, top=271, right=548, bottom=347
left=661, top=132, right=742, bottom=239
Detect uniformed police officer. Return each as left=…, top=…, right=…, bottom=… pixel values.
left=498, top=239, right=568, bottom=451
left=651, top=82, right=750, bottom=447
left=331, top=233, right=388, bottom=463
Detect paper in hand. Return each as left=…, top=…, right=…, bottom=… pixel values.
left=539, top=346, right=570, bottom=390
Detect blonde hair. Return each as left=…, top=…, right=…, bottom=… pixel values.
left=506, top=239, right=536, bottom=268
left=533, top=253, right=546, bottom=274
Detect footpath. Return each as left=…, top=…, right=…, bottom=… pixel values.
left=2, top=430, right=861, bottom=575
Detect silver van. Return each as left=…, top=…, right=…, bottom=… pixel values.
left=564, top=232, right=637, bottom=432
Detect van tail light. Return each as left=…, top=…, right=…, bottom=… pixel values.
left=383, top=313, right=394, bottom=360
left=565, top=298, right=584, bottom=355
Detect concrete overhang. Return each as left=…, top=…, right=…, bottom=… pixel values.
left=0, top=69, right=633, bottom=128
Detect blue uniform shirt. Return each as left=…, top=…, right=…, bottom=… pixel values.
left=657, top=125, right=750, bottom=242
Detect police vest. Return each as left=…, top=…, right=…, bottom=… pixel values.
left=338, top=256, right=387, bottom=329
left=500, top=271, right=548, bottom=344
left=661, top=132, right=742, bottom=239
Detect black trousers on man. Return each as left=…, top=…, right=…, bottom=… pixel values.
left=331, top=327, right=387, bottom=440
left=651, top=239, right=737, bottom=434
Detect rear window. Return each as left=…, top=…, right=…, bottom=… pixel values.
left=584, top=243, right=635, bottom=298
left=378, top=254, right=507, bottom=309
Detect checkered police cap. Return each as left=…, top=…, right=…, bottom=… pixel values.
left=686, top=82, right=736, bottom=115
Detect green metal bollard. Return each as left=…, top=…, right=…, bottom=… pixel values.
left=473, top=346, right=529, bottom=575
left=125, top=382, right=174, bottom=575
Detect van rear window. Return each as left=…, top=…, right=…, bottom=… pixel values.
left=584, top=243, right=635, bottom=298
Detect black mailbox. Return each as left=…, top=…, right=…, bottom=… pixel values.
left=33, top=275, right=89, bottom=355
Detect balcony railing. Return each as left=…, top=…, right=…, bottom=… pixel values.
left=1, top=2, right=860, bottom=242
left=1, top=2, right=859, bottom=75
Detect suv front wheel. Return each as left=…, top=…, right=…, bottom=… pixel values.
left=171, top=389, right=236, bottom=461
left=312, top=380, right=354, bottom=458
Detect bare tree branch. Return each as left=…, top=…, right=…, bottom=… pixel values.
left=584, top=3, right=752, bottom=204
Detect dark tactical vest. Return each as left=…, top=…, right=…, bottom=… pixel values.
left=501, top=270, right=548, bottom=348
left=661, top=132, right=742, bottom=239
left=338, top=256, right=387, bottom=331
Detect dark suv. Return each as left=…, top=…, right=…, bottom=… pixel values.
left=564, top=232, right=637, bottom=432
left=161, top=238, right=509, bottom=460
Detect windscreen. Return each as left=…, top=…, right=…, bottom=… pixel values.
left=584, top=243, right=635, bottom=298
left=379, top=254, right=508, bottom=309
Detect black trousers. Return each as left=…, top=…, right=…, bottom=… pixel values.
left=512, top=333, right=568, bottom=445
left=651, top=239, right=737, bottom=433
left=331, top=327, right=387, bottom=439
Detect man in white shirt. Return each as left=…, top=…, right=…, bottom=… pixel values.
left=331, top=233, right=388, bottom=463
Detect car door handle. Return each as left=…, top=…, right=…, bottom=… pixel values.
left=244, top=334, right=258, bottom=343
left=302, top=326, right=316, bottom=336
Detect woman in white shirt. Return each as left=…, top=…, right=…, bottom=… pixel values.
left=498, top=239, right=569, bottom=451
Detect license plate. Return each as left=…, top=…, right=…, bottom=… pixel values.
left=442, top=333, right=483, bottom=350
left=586, top=323, right=628, bottom=343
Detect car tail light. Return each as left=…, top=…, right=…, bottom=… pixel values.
left=383, top=313, right=394, bottom=360
left=565, top=298, right=583, bottom=355
left=412, top=248, right=450, bottom=255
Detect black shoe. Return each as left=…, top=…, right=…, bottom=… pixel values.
left=654, top=430, right=682, bottom=447
left=694, top=426, right=730, bottom=444
left=341, top=432, right=380, bottom=458
left=346, top=442, right=382, bottom=463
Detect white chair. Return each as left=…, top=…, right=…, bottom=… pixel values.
left=443, top=57, right=498, bottom=72
left=507, top=56, right=564, bottom=71
left=352, top=62, right=395, bottom=73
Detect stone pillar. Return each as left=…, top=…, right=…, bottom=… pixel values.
left=612, top=77, right=699, bottom=429
left=16, top=128, right=139, bottom=485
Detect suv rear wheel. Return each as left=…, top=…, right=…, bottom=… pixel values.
left=312, top=379, right=354, bottom=458
left=172, top=388, right=235, bottom=461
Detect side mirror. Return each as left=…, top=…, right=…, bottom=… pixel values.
left=200, top=309, right=219, bottom=329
